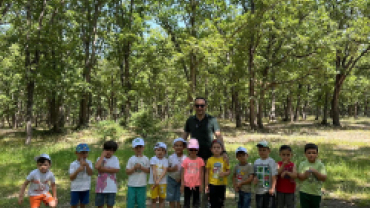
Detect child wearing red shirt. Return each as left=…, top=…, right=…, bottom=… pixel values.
left=276, top=145, right=297, bottom=208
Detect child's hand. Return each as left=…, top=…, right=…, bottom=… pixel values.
left=151, top=184, right=157, bottom=190
left=219, top=172, right=227, bottom=177
left=205, top=185, right=209, bottom=193
left=253, top=177, right=258, bottom=185
left=134, top=163, right=141, bottom=170
left=101, top=151, right=109, bottom=158
left=18, top=196, right=23, bottom=205
left=269, top=188, right=275, bottom=195
left=309, top=167, right=317, bottom=173
left=172, top=165, right=179, bottom=171
left=234, top=185, right=239, bottom=192
left=281, top=171, right=286, bottom=178
left=237, top=182, right=243, bottom=188
left=180, top=185, right=184, bottom=194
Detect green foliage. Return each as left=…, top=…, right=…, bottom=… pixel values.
left=96, top=120, right=125, bottom=141
left=128, top=108, right=162, bottom=139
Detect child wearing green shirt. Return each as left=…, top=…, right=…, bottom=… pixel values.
left=298, top=143, right=327, bottom=208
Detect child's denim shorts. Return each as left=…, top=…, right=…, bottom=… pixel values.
left=166, top=176, right=181, bottom=202
left=95, top=193, right=116, bottom=206
left=71, top=190, right=90, bottom=206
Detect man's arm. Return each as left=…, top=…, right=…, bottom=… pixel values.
left=214, top=131, right=224, bottom=145
left=182, top=132, right=190, bottom=140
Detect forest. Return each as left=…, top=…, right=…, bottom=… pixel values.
left=0, top=0, right=369, bottom=144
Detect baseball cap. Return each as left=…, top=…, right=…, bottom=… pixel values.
left=188, top=138, right=199, bottom=149
left=256, top=140, right=269, bottom=148
left=132, top=138, right=145, bottom=148
left=76, top=143, right=90, bottom=152
left=154, top=142, right=167, bottom=150
left=235, top=146, right=248, bottom=155
left=173, top=137, right=186, bottom=146
left=34, top=153, right=52, bottom=163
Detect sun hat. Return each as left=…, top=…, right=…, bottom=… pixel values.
left=256, top=140, right=269, bottom=148
left=173, top=137, right=186, bottom=146
left=235, top=146, right=248, bottom=155
left=154, top=142, right=167, bottom=150
left=132, top=138, right=145, bottom=148
left=76, top=143, right=90, bottom=152
left=188, top=138, right=199, bottom=149
left=34, top=153, right=52, bottom=163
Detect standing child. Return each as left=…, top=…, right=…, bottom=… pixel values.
left=205, top=140, right=230, bottom=208
left=253, top=141, right=278, bottom=208
left=298, top=143, right=327, bottom=208
left=18, top=154, right=57, bottom=208
left=126, top=138, right=150, bottom=208
left=181, top=139, right=204, bottom=208
left=69, top=144, right=94, bottom=208
left=232, top=147, right=254, bottom=208
left=276, top=145, right=297, bottom=208
left=149, top=142, right=169, bottom=208
left=95, top=140, right=120, bottom=208
left=167, top=138, right=187, bottom=208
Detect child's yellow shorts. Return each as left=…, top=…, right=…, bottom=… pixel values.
left=150, top=184, right=167, bottom=199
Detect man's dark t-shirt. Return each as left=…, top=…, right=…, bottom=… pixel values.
left=184, top=114, right=220, bottom=161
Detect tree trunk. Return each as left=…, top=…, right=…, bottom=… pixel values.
left=321, top=85, right=330, bottom=125
left=354, top=101, right=358, bottom=119
left=257, top=88, right=265, bottom=129
left=270, top=85, right=276, bottom=122
left=25, top=80, right=34, bottom=145
left=294, top=84, right=302, bottom=121
left=365, top=96, right=368, bottom=117
left=332, top=74, right=344, bottom=126
left=283, top=96, right=289, bottom=121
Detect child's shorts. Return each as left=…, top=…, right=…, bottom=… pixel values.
left=30, top=192, right=55, bottom=208
left=71, top=190, right=90, bottom=206
left=95, top=193, right=116, bottom=207
left=151, top=184, right=167, bottom=199
left=166, top=176, right=181, bottom=202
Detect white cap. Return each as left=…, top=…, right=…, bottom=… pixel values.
left=256, top=140, right=269, bottom=148
left=173, top=138, right=186, bottom=145
left=34, top=154, right=52, bottom=163
left=132, top=138, right=145, bottom=148
left=154, top=142, right=167, bottom=150
left=235, top=147, right=248, bottom=155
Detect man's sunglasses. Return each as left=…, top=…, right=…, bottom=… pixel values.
left=194, top=105, right=205, bottom=108
left=188, top=148, right=198, bottom=151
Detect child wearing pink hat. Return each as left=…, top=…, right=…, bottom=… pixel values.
left=181, top=139, right=205, bottom=208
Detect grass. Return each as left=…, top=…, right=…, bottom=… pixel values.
left=0, top=117, right=370, bottom=207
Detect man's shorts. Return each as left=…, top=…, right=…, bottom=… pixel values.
left=70, top=190, right=90, bottom=206
left=151, top=184, right=167, bottom=199
left=95, top=193, right=116, bottom=207
left=30, top=192, right=55, bottom=208
left=166, top=176, right=181, bottom=202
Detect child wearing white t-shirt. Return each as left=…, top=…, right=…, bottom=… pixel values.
left=125, top=138, right=150, bottom=208
left=18, top=154, right=57, bottom=208
left=149, top=142, right=169, bottom=208
left=69, top=143, right=93, bottom=208
left=95, top=141, right=120, bottom=208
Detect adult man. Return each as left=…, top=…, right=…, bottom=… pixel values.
left=182, top=97, right=228, bottom=208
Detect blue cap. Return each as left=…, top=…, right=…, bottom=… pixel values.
left=76, top=143, right=90, bottom=152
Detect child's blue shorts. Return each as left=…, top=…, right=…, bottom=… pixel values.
left=95, top=193, right=116, bottom=206
left=70, top=190, right=90, bottom=206
left=166, top=176, right=181, bottom=202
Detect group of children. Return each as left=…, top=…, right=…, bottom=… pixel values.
left=18, top=138, right=327, bottom=208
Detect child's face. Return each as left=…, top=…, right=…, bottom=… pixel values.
left=134, top=145, right=144, bottom=156
left=211, top=143, right=222, bottom=156
left=279, top=149, right=292, bottom=162
left=76, top=151, right=89, bottom=160
left=258, top=147, right=270, bottom=159
left=155, top=148, right=166, bottom=158
left=104, top=149, right=115, bottom=158
left=187, top=148, right=198, bottom=157
left=236, top=152, right=248, bottom=163
left=37, top=161, right=51, bottom=173
left=173, top=141, right=185, bottom=155
left=305, top=148, right=318, bottom=162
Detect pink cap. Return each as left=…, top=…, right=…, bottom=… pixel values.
left=188, top=138, right=199, bottom=149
